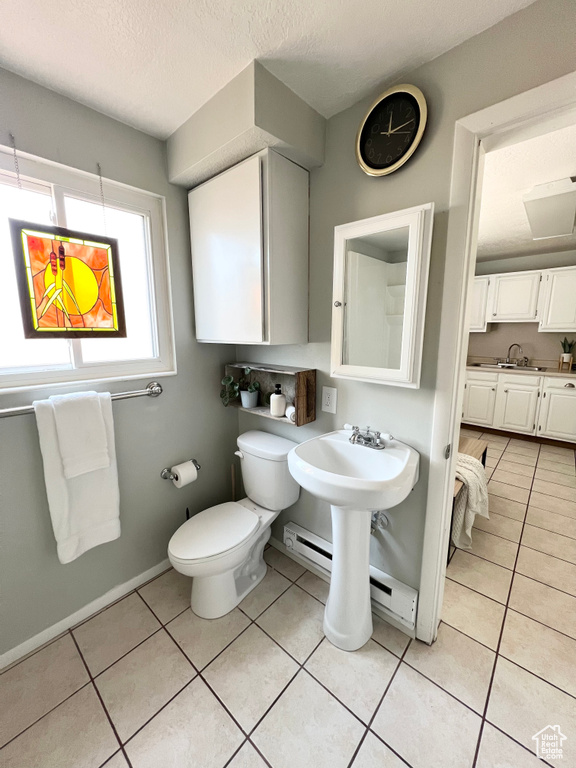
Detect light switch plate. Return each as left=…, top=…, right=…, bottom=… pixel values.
left=322, top=386, right=337, bottom=414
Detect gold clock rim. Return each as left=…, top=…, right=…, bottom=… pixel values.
left=355, top=83, right=428, bottom=177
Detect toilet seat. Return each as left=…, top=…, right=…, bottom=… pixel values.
left=168, top=502, right=260, bottom=562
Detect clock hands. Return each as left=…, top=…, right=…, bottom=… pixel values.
left=380, top=117, right=416, bottom=136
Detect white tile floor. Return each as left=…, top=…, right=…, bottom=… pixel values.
left=1, top=434, right=575, bottom=767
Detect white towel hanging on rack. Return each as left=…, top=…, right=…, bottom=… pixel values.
left=33, top=392, right=121, bottom=564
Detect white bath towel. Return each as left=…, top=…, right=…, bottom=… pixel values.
left=33, top=393, right=120, bottom=564
left=452, top=452, right=489, bottom=550
left=51, top=391, right=110, bottom=478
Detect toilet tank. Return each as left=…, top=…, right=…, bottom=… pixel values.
left=237, top=430, right=300, bottom=511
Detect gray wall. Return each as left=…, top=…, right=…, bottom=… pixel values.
left=476, top=250, right=576, bottom=275
left=468, top=322, right=570, bottom=366
left=238, top=0, right=576, bottom=592
left=0, top=69, right=238, bottom=655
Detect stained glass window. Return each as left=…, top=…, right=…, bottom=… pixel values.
left=10, top=219, right=126, bottom=338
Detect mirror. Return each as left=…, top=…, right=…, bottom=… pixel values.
left=331, top=203, right=434, bottom=388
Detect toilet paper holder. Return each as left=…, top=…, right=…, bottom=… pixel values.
left=160, top=459, right=201, bottom=481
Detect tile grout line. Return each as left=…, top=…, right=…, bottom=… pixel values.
left=470, top=440, right=539, bottom=768
left=68, top=630, right=134, bottom=768
left=0, top=678, right=93, bottom=752
left=344, top=640, right=413, bottom=768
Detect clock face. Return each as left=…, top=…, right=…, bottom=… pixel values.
left=356, top=86, right=427, bottom=176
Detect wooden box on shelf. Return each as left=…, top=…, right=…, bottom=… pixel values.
left=224, top=362, right=316, bottom=426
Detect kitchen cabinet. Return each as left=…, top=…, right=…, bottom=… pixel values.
left=469, top=276, right=490, bottom=332
left=486, top=270, right=541, bottom=322
left=493, top=374, right=541, bottom=434
left=462, top=372, right=498, bottom=426
left=538, top=266, right=576, bottom=332
left=189, top=149, right=309, bottom=345
left=538, top=378, right=576, bottom=441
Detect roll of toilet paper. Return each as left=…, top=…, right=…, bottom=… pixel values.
left=171, top=461, right=198, bottom=489
left=285, top=405, right=296, bottom=423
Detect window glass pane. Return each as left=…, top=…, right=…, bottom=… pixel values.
left=0, top=180, right=72, bottom=370
left=64, top=197, right=156, bottom=363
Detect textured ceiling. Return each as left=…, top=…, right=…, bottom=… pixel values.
left=477, top=123, right=576, bottom=261
left=0, top=0, right=537, bottom=139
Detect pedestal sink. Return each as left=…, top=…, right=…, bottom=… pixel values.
left=287, top=429, right=419, bottom=651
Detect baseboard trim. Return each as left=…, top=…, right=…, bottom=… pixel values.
left=0, top=558, right=171, bottom=671
left=268, top=537, right=415, bottom=639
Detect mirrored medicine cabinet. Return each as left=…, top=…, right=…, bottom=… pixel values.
left=330, top=202, right=434, bottom=388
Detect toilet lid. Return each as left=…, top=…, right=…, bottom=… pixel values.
left=168, top=502, right=260, bottom=561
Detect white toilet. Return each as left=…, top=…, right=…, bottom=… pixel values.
left=168, top=430, right=300, bottom=619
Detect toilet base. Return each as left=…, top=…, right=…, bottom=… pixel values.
left=190, top=527, right=270, bottom=619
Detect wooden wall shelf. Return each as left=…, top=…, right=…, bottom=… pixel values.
left=224, top=362, right=316, bottom=426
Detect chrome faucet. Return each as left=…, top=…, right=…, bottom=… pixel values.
left=506, top=343, right=523, bottom=364
left=348, top=426, right=387, bottom=450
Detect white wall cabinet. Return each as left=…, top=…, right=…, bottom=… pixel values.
left=189, top=149, right=309, bottom=345
left=493, top=374, right=540, bottom=434
left=462, top=372, right=498, bottom=426
left=469, top=276, right=490, bottom=332
left=486, top=270, right=541, bottom=323
left=538, top=266, right=576, bottom=332
left=538, top=378, right=576, bottom=441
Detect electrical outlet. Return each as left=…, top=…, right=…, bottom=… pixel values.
left=322, top=386, right=337, bottom=414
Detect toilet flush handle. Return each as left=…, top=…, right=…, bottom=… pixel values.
left=234, top=450, right=244, bottom=459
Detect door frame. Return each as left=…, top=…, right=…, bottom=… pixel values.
left=416, top=70, right=576, bottom=643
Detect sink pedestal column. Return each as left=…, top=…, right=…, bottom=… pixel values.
left=324, top=506, right=372, bottom=651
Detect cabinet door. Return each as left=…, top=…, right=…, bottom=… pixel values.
left=539, top=387, right=576, bottom=441
left=189, top=156, right=264, bottom=343
left=463, top=381, right=497, bottom=426
left=488, top=271, right=541, bottom=322
left=469, top=277, right=489, bottom=332
left=494, top=383, right=539, bottom=434
left=539, top=267, right=576, bottom=332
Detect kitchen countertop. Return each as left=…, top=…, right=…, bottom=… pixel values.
left=466, top=364, right=576, bottom=379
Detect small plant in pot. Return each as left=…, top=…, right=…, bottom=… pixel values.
left=561, top=337, right=575, bottom=363
left=220, top=368, right=261, bottom=408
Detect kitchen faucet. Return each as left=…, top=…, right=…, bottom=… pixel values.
left=506, top=343, right=523, bottom=363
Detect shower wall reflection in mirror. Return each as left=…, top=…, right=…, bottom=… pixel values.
left=331, top=203, right=434, bottom=388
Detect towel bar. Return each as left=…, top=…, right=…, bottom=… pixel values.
left=0, top=381, right=163, bottom=419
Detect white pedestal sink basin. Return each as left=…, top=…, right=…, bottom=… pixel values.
left=287, top=429, right=419, bottom=651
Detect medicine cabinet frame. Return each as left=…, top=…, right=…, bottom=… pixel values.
left=330, top=202, right=434, bottom=388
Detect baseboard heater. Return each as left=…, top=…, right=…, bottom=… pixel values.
left=283, top=522, right=417, bottom=629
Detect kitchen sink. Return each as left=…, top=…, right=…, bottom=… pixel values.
left=470, top=363, right=547, bottom=372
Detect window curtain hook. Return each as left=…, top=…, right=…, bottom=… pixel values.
left=97, top=162, right=108, bottom=235
left=9, top=133, right=22, bottom=190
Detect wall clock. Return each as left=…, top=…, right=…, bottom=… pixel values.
left=356, top=84, right=427, bottom=177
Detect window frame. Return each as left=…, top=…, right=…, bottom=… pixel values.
left=0, top=148, right=176, bottom=393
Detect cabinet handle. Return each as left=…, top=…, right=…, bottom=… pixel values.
left=504, top=389, right=508, bottom=393
left=492, top=313, right=496, bottom=317
left=565, top=383, right=575, bottom=388
left=334, top=301, right=342, bottom=307
left=492, top=388, right=495, bottom=391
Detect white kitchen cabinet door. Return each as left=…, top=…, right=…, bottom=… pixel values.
left=494, top=377, right=540, bottom=434
left=463, top=378, right=497, bottom=426
left=469, top=276, right=490, bottom=332
left=487, top=271, right=541, bottom=322
left=189, top=155, right=264, bottom=343
left=539, top=267, right=576, bottom=332
left=538, top=380, right=576, bottom=441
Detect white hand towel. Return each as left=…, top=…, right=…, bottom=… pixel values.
left=51, top=391, right=110, bottom=478
left=34, top=393, right=120, bottom=564
left=452, top=452, right=489, bottom=549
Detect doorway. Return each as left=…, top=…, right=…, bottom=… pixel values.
left=418, top=71, right=576, bottom=644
